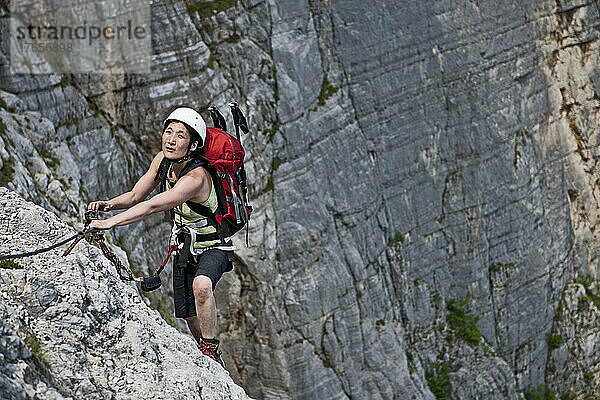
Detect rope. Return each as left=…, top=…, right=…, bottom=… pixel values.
left=156, top=244, right=179, bottom=275
left=0, top=210, right=178, bottom=284
left=94, top=232, right=142, bottom=282
left=0, top=232, right=83, bottom=260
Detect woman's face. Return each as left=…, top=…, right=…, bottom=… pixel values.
left=162, top=121, right=197, bottom=160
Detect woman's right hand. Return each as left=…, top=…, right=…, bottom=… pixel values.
left=87, top=200, right=112, bottom=212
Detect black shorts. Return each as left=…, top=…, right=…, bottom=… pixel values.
left=173, top=248, right=233, bottom=319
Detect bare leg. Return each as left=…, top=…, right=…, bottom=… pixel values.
left=185, top=316, right=203, bottom=344
left=192, top=275, right=217, bottom=339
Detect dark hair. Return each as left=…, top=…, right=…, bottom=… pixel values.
left=182, top=121, right=203, bottom=158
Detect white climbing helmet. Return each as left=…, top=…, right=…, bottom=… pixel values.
left=163, top=107, right=207, bottom=147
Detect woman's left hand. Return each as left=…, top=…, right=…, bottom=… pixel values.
left=88, top=219, right=114, bottom=231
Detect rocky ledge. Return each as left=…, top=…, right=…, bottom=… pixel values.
left=0, top=187, right=250, bottom=400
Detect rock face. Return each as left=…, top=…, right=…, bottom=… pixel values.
left=2, top=0, right=600, bottom=399
left=0, top=187, right=250, bottom=399
left=546, top=278, right=600, bottom=399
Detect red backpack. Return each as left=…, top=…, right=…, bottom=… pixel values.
left=158, top=111, right=252, bottom=244
left=201, top=126, right=252, bottom=235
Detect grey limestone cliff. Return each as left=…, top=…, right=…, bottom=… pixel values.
left=2, top=0, right=600, bottom=399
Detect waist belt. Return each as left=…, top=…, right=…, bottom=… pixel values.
left=171, top=222, right=236, bottom=256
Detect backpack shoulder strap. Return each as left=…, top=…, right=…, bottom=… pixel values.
left=180, top=157, right=209, bottom=177
left=156, top=156, right=171, bottom=192
left=185, top=165, right=219, bottom=219
left=158, top=157, right=209, bottom=193
left=176, top=157, right=219, bottom=220
left=179, top=157, right=215, bottom=215
left=155, top=156, right=174, bottom=220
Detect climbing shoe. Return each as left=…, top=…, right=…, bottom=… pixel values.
left=198, top=337, right=224, bottom=367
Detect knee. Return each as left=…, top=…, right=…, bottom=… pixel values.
left=192, top=276, right=213, bottom=304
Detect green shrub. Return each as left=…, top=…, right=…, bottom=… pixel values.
left=272, top=157, right=282, bottom=171
left=425, top=361, right=450, bottom=400
left=264, top=175, right=273, bottom=192
left=89, top=99, right=100, bottom=117
left=554, top=302, right=564, bottom=321
left=23, top=332, right=50, bottom=371
left=39, top=149, right=59, bottom=168
left=0, top=260, right=22, bottom=269
left=589, top=292, right=600, bottom=308
left=266, top=123, right=279, bottom=141
left=24, top=333, right=41, bottom=355
left=60, top=74, right=76, bottom=88
left=387, top=231, right=404, bottom=246
left=576, top=274, right=594, bottom=289
left=446, top=294, right=482, bottom=345
left=546, top=333, right=563, bottom=350
left=573, top=274, right=600, bottom=309
left=560, top=390, right=576, bottom=400
left=318, top=76, right=338, bottom=106
left=524, top=386, right=557, bottom=400
left=489, top=262, right=515, bottom=273
left=578, top=294, right=589, bottom=312
left=187, top=0, right=236, bottom=18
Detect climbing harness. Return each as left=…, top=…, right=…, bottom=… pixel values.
left=0, top=210, right=180, bottom=292
left=169, top=220, right=237, bottom=256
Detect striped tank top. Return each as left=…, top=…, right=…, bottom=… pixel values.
left=166, top=164, right=220, bottom=249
